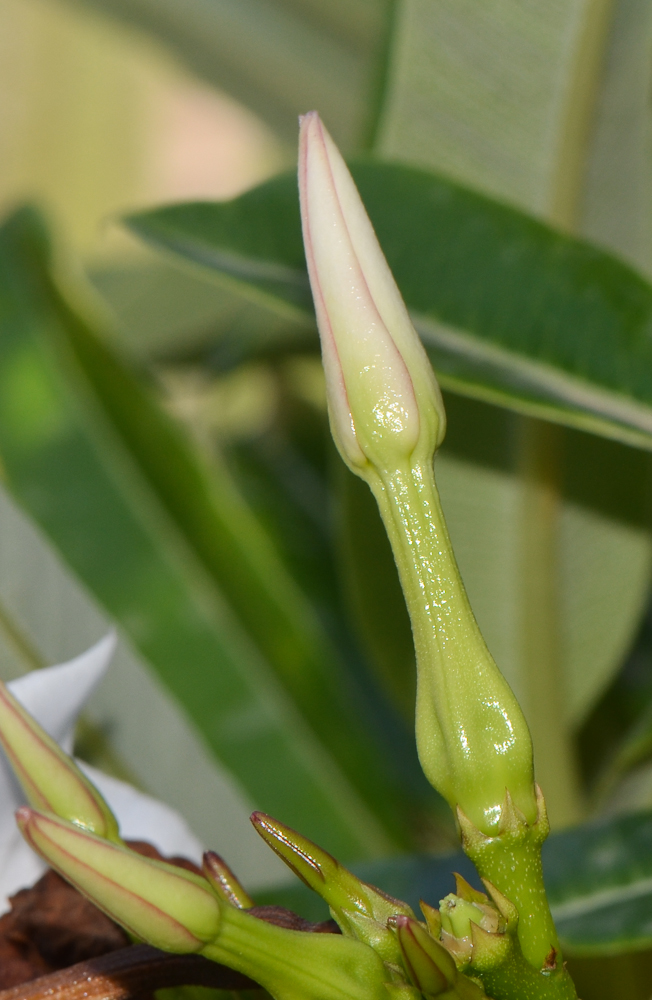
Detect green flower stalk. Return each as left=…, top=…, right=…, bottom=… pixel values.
left=299, top=111, right=568, bottom=984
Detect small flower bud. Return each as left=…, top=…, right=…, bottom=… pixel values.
left=439, top=895, right=501, bottom=941
left=16, top=807, right=221, bottom=951
left=439, top=892, right=503, bottom=969
left=0, top=680, right=119, bottom=841
left=394, top=915, right=457, bottom=997
left=299, top=111, right=445, bottom=477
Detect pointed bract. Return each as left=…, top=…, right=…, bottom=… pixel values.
left=480, top=881, right=518, bottom=932
left=251, top=812, right=413, bottom=927
left=453, top=875, right=488, bottom=907
left=420, top=900, right=442, bottom=939
left=469, top=923, right=511, bottom=971
left=203, top=851, right=254, bottom=909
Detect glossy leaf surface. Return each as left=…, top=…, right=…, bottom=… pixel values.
left=126, top=162, right=652, bottom=452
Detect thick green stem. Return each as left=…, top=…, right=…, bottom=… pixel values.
left=368, top=459, right=535, bottom=829
left=477, top=942, right=578, bottom=1000
left=365, top=457, right=566, bottom=976
left=457, top=793, right=561, bottom=974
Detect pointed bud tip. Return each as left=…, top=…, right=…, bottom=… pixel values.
left=298, top=110, right=444, bottom=476
left=15, top=805, right=32, bottom=826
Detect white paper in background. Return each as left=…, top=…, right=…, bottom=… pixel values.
left=0, top=635, right=204, bottom=913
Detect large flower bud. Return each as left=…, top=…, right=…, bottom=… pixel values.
left=299, top=111, right=445, bottom=477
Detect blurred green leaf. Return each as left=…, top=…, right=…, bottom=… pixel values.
left=259, top=808, right=652, bottom=956
left=87, top=259, right=312, bottom=367
left=0, top=478, right=288, bottom=888
left=335, top=463, right=415, bottom=724
left=578, top=0, right=652, bottom=276
left=544, top=809, right=652, bottom=956
left=375, top=1, right=614, bottom=231
left=124, top=168, right=652, bottom=824
left=0, top=203, right=426, bottom=859
left=125, top=163, right=652, bottom=451
left=74, top=0, right=393, bottom=149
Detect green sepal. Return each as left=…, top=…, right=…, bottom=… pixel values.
left=202, top=850, right=254, bottom=909
left=384, top=984, right=423, bottom=1000
left=339, top=908, right=403, bottom=964
left=457, top=786, right=558, bottom=971
left=251, top=812, right=414, bottom=926
left=202, top=901, right=391, bottom=1000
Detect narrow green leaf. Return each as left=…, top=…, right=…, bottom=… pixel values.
left=87, top=258, right=312, bottom=367
left=544, top=810, right=652, bottom=955
left=335, top=463, right=416, bottom=724
left=0, top=204, right=409, bottom=859
left=125, top=162, right=652, bottom=451
left=375, top=0, right=613, bottom=230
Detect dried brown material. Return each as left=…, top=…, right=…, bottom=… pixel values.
left=0, top=841, right=200, bottom=990
left=248, top=904, right=340, bottom=934
left=0, top=870, right=129, bottom=989
left=0, top=943, right=256, bottom=1000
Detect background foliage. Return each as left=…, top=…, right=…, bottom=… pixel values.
left=3, top=1, right=652, bottom=997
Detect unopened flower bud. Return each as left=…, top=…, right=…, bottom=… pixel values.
left=298, top=113, right=535, bottom=840
left=439, top=893, right=503, bottom=968
left=0, top=681, right=119, bottom=841
left=17, top=808, right=220, bottom=951
left=299, top=111, right=445, bottom=477
left=394, top=915, right=457, bottom=997
left=18, top=808, right=391, bottom=1000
